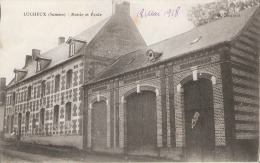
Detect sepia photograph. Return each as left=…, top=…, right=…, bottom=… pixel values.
left=0, top=0, right=259, bottom=162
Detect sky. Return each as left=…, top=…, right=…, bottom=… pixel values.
left=0, top=0, right=217, bottom=84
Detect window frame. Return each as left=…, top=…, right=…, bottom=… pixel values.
left=69, top=43, right=75, bottom=57
left=55, top=75, right=61, bottom=93
left=40, top=108, right=45, bottom=128
left=12, top=92, right=16, bottom=105
left=66, top=70, right=73, bottom=89
left=27, top=86, right=32, bottom=101
left=41, top=81, right=46, bottom=98
left=25, top=111, right=30, bottom=132
left=53, top=105, right=59, bottom=130
left=36, top=61, right=41, bottom=72
left=65, top=102, right=72, bottom=122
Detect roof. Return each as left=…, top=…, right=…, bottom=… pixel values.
left=88, top=6, right=259, bottom=84
left=73, top=17, right=111, bottom=42
left=7, top=16, right=111, bottom=88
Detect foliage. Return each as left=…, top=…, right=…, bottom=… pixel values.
left=188, top=0, right=260, bottom=26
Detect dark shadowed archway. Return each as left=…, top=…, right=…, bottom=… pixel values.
left=92, top=100, right=107, bottom=151
left=126, top=90, right=157, bottom=155
left=183, top=78, right=215, bottom=161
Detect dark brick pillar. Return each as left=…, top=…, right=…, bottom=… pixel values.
left=160, top=66, right=167, bottom=147
left=83, top=86, right=88, bottom=150
left=114, top=80, right=119, bottom=147
left=110, top=81, right=114, bottom=147
left=220, top=51, right=235, bottom=160
left=167, top=65, right=176, bottom=147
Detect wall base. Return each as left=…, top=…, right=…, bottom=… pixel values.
left=21, top=135, right=83, bottom=149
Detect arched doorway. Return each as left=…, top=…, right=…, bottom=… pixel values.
left=183, top=78, right=215, bottom=161
left=92, top=100, right=107, bottom=151
left=126, top=90, right=157, bottom=155
left=17, top=113, right=22, bottom=140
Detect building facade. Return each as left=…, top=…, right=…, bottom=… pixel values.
left=0, top=78, right=6, bottom=139
left=84, top=6, right=260, bottom=161
left=3, top=1, right=146, bottom=149
left=2, top=1, right=260, bottom=162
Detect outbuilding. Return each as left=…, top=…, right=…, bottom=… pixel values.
left=83, top=6, right=260, bottom=162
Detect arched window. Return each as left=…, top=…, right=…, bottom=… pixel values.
left=25, top=111, right=30, bottom=131
left=66, top=70, right=73, bottom=89
left=40, top=108, right=45, bottom=128
left=55, top=75, right=60, bottom=92
left=41, top=81, right=46, bottom=97
left=53, top=105, right=59, bottom=130
left=27, top=86, right=32, bottom=100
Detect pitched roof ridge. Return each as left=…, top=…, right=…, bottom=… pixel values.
left=230, top=5, right=260, bottom=43
left=7, top=16, right=114, bottom=88
left=148, top=5, right=259, bottom=48
left=87, top=48, right=148, bottom=84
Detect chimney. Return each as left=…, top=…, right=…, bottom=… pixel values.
left=0, top=77, right=6, bottom=105
left=58, top=37, right=65, bottom=45
left=0, top=78, right=6, bottom=91
left=25, top=55, right=32, bottom=65
left=113, top=0, right=130, bottom=15
left=32, top=49, right=41, bottom=61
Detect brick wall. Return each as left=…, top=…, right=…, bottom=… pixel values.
left=230, top=15, right=260, bottom=140
left=86, top=47, right=230, bottom=159
left=4, top=58, right=84, bottom=148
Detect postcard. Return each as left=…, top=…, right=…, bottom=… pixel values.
left=0, top=0, right=259, bottom=162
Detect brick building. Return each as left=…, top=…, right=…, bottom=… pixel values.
left=0, top=78, right=6, bottom=138
left=3, top=1, right=146, bottom=149
left=84, top=6, right=260, bottom=161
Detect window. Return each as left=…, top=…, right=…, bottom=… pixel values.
left=6, top=115, right=10, bottom=133
left=32, top=115, right=36, bottom=129
left=27, top=86, right=32, bottom=100
left=37, top=61, right=41, bottom=72
left=65, top=102, right=72, bottom=121
left=191, top=36, right=202, bottom=44
left=55, top=75, right=60, bottom=92
left=21, top=92, right=24, bottom=102
left=10, top=115, right=14, bottom=133
left=40, top=108, right=45, bottom=128
left=53, top=105, right=59, bottom=130
left=12, top=92, right=16, bottom=105
left=25, top=111, right=30, bottom=131
left=69, top=43, right=75, bottom=57
left=66, top=70, right=73, bottom=89
left=41, top=81, right=46, bottom=97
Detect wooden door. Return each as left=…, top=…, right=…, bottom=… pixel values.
left=184, top=79, right=215, bottom=161
left=126, top=91, right=157, bottom=154
left=92, top=101, right=107, bottom=151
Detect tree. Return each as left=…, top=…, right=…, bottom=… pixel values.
left=188, top=0, right=260, bottom=26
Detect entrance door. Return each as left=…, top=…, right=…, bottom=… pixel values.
left=184, top=79, right=215, bottom=161
left=17, top=113, right=22, bottom=140
left=126, top=91, right=157, bottom=155
left=92, top=101, right=107, bottom=151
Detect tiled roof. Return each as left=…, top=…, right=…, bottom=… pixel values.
left=7, top=16, right=111, bottom=87
left=73, top=17, right=111, bottom=42
left=88, top=6, right=259, bottom=84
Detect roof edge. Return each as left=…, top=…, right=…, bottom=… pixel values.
left=230, top=5, right=260, bottom=43
left=84, top=41, right=231, bottom=87
left=6, top=54, right=83, bottom=90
